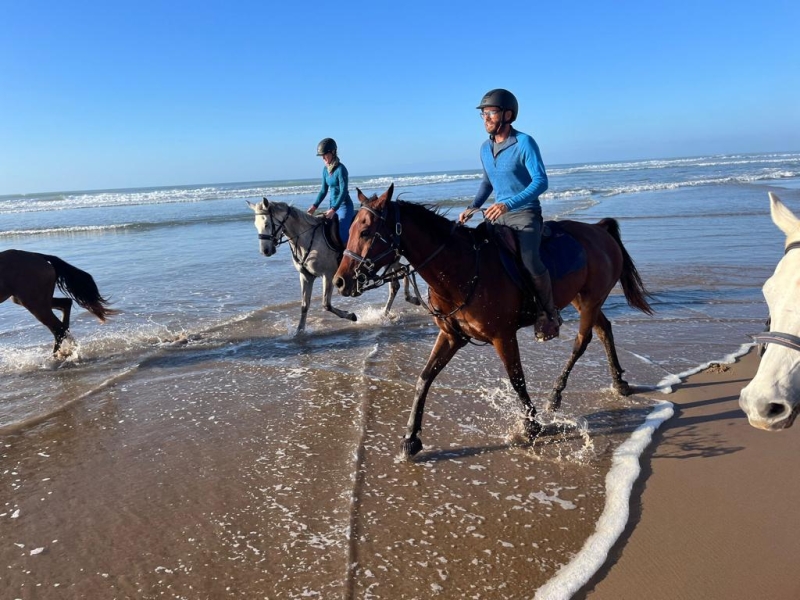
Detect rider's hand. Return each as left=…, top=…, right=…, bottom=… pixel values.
left=325, top=209, right=335, bottom=218
left=459, top=208, right=478, bottom=224
left=307, top=206, right=316, bottom=215
left=484, top=203, right=508, bottom=222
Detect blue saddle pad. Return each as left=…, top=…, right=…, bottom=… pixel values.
left=540, top=221, right=586, bottom=280
left=497, top=221, right=586, bottom=287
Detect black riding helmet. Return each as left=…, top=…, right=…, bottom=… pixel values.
left=476, top=89, right=518, bottom=123
left=316, top=138, right=337, bottom=156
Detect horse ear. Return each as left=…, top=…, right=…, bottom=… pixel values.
left=261, top=197, right=270, bottom=210
left=246, top=200, right=256, bottom=211
left=770, top=192, right=800, bottom=237
left=375, top=183, right=394, bottom=209
left=357, top=187, right=370, bottom=205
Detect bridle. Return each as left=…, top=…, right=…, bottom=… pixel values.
left=343, top=202, right=407, bottom=293
left=343, top=200, right=483, bottom=327
left=255, top=205, right=290, bottom=248
left=255, top=203, right=323, bottom=271
left=751, top=240, right=800, bottom=355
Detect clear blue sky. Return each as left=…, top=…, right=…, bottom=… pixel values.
left=1, top=0, right=798, bottom=195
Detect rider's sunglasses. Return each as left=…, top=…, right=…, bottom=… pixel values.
left=479, top=109, right=502, bottom=119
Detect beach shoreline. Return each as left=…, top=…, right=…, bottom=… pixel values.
left=579, top=348, right=800, bottom=600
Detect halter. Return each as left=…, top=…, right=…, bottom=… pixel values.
left=751, top=240, right=800, bottom=354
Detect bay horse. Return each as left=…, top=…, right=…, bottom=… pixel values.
left=334, top=184, right=654, bottom=458
left=247, top=198, right=419, bottom=335
left=739, top=192, right=800, bottom=430
left=0, top=249, right=117, bottom=354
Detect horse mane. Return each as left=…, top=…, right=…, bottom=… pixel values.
left=395, top=200, right=459, bottom=238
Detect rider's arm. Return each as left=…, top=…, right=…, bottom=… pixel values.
left=471, top=171, right=493, bottom=209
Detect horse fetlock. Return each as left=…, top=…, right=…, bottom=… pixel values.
left=545, top=390, right=562, bottom=412
left=615, top=380, right=632, bottom=396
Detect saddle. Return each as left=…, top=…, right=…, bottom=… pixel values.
left=320, top=214, right=344, bottom=254
left=475, top=220, right=587, bottom=306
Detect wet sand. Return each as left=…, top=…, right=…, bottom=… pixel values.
left=583, top=349, right=800, bottom=600
left=0, top=320, right=656, bottom=600
left=4, top=326, right=797, bottom=599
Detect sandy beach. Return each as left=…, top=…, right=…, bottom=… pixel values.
left=582, top=349, right=800, bottom=600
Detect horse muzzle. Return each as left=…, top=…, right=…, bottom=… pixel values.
left=739, top=385, right=800, bottom=431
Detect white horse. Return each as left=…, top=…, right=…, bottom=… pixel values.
left=247, top=198, right=419, bottom=335
left=739, top=192, right=800, bottom=430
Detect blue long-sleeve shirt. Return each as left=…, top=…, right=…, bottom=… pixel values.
left=313, top=164, right=353, bottom=212
left=471, top=129, right=548, bottom=212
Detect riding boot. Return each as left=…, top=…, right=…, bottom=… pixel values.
left=531, top=271, right=561, bottom=342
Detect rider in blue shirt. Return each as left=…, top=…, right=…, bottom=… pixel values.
left=308, top=138, right=355, bottom=245
left=459, top=89, right=561, bottom=341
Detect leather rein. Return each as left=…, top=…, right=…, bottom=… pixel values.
left=751, top=240, right=800, bottom=354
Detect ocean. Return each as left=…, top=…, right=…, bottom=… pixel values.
left=1, top=152, right=799, bottom=598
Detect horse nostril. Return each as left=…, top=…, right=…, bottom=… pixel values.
left=333, top=276, right=344, bottom=290
left=767, top=402, right=788, bottom=418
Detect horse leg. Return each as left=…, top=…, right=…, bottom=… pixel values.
left=321, top=274, right=357, bottom=322
left=493, top=335, right=541, bottom=441
left=547, top=304, right=598, bottom=411
left=382, top=276, right=400, bottom=315
left=14, top=295, right=71, bottom=354
left=296, top=272, right=313, bottom=335
left=404, top=275, right=421, bottom=306
left=593, top=310, right=632, bottom=396
left=403, top=331, right=466, bottom=458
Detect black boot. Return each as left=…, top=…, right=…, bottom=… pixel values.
left=531, top=271, right=561, bottom=341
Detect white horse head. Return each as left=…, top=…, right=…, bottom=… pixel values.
left=739, top=192, right=800, bottom=430
left=247, top=197, right=291, bottom=257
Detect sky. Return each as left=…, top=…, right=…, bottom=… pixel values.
left=1, top=0, right=799, bottom=195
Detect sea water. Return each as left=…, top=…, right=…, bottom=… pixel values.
left=1, top=152, right=799, bottom=598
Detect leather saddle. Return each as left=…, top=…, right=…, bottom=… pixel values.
left=320, top=214, right=344, bottom=254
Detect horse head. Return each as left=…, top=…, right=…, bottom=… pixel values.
left=739, top=192, right=800, bottom=430
left=247, top=197, right=288, bottom=257
left=334, top=184, right=395, bottom=297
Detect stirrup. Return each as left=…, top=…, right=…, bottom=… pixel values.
left=535, top=312, right=561, bottom=342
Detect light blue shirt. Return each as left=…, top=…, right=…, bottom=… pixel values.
left=471, top=129, right=548, bottom=212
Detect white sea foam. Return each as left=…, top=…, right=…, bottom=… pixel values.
left=534, top=400, right=674, bottom=600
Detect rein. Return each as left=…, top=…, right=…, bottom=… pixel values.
left=751, top=240, right=800, bottom=354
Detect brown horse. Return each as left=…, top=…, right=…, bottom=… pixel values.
left=334, top=184, right=654, bottom=458
left=0, top=250, right=117, bottom=354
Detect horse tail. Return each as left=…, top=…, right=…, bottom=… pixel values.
left=597, top=218, right=655, bottom=315
left=43, top=255, right=119, bottom=322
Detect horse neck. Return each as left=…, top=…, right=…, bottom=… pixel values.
left=281, top=206, right=318, bottom=247
left=394, top=202, right=475, bottom=290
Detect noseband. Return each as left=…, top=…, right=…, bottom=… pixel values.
left=751, top=240, right=800, bottom=354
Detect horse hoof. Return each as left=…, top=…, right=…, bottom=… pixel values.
left=348, top=313, right=358, bottom=322
left=402, top=436, right=422, bottom=458
left=408, top=297, right=421, bottom=306
left=616, top=381, right=633, bottom=396
left=525, top=418, right=542, bottom=441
